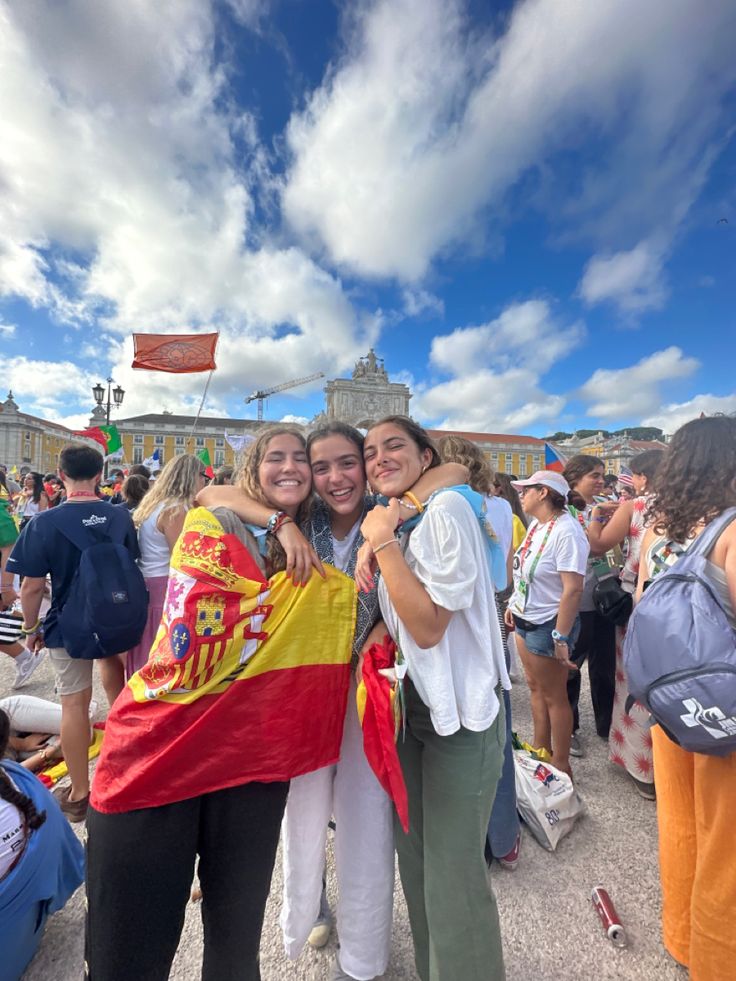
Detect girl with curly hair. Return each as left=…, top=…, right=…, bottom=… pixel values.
left=635, top=416, right=736, bottom=980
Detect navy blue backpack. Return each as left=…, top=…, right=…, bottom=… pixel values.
left=623, top=507, right=736, bottom=756
left=57, top=519, right=149, bottom=660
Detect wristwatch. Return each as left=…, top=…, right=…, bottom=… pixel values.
left=551, top=629, right=570, bottom=645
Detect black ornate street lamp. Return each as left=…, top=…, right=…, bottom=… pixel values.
left=92, top=376, right=125, bottom=426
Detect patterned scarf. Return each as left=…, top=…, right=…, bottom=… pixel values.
left=308, top=498, right=380, bottom=667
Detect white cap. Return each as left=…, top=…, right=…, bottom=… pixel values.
left=511, top=470, right=570, bottom=497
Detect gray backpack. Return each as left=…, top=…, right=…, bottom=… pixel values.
left=623, top=507, right=736, bottom=756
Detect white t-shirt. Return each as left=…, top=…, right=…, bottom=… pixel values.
left=377, top=490, right=510, bottom=737
left=331, top=520, right=361, bottom=574
left=0, top=793, right=25, bottom=880
left=508, top=511, right=589, bottom=624
left=485, top=495, right=513, bottom=568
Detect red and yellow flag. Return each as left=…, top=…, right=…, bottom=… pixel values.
left=91, top=508, right=356, bottom=813
left=131, top=332, right=218, bottom=373
left=356, top=635, right=409, bottom=832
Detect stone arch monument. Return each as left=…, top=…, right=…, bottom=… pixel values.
left=324, top=350, right=411, bottom=427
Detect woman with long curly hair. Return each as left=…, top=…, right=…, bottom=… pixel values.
left=634, top=416, right=736, bottom=981
left=586, top=449, right=664, bottom=798
left=561, top=454, right=616, bottom=756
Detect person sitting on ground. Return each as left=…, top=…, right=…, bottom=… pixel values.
left=1, top=606, right=47, bottom=690
left=0, top=693, right=98, bottom=772
left=0, top=708, right=85, bottom=980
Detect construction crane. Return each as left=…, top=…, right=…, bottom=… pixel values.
left=245, top=371, right=325, bottom=422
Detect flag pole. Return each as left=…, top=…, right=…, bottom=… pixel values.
left=188, top=367, right=215, bottom=447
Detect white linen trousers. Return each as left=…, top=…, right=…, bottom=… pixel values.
left=280, top=678, right=395, bottom=980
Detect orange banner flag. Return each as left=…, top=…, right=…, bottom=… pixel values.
left=131, top=332, right=218, bottom=373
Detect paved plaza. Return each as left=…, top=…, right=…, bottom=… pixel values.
left=4, top=650, right=684, bottom=981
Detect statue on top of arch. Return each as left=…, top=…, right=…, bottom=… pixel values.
left=352, top=348, right=388, bottom=382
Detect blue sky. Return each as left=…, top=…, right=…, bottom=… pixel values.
left=1, top=0, right=735, bottom=437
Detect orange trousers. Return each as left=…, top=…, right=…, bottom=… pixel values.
left=652, top=725, right=736, bottom=980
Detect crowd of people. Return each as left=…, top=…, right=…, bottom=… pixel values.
left=0, top=413, right=734, bottom=981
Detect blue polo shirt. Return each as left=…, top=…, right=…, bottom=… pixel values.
left=7, top=500, right=139, bottom=648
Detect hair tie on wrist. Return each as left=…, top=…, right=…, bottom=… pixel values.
left=373, top=538, right=400, bottom=555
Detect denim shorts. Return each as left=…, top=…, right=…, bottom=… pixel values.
left=512, top=615, right=581, bottom=659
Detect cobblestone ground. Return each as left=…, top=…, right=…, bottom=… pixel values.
left=3, top=650, right=684, bottom=981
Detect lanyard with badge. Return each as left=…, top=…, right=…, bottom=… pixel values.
left=512, top=516, right=559, bottom=613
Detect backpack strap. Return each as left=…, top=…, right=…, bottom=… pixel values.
left=687, top=506, right=736, bottom=558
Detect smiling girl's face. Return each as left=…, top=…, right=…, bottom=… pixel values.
left=310, top=433, right=366, bottom=522
left=257, top=433, right=312, bottom=516
left=363, top=422, right=432, bottom=498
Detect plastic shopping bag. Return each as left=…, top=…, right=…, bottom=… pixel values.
left=513, top=749, right=584, bottom=851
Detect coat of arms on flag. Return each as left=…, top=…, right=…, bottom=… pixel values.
left=91, top=507, right=356, bottom=813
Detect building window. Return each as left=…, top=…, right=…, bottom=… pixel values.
left=174, top=446, right=185, bottom=456
left=133, top=447, right=143, bottom=464
left=195, top=436, right=205, bottom=448
left=505, top=454, right=513, bottom=469
left=215, top=438, right=225, bottom=448
left=175, top=436, right=185, bottom=446
left=134, top=434, right=143, bottom=445
left=154, top=435, right=164, bottom=446
left=214, top=450, right=225, bottom=467
left=519, top=458, right=527, bottom=476
left=533, top=455, right=542, bottom=468
left=490, top=452, right=498, bottom=464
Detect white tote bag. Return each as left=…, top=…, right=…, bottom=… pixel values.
left=514, top=749, right=584, bottom=851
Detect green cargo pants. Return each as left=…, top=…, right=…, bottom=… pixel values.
left=395, top=680, right=506, bottom=981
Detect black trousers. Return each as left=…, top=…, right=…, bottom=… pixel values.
left=567, top=609, right=616, bottom=738
left=85, top=780, right=289, bottom=981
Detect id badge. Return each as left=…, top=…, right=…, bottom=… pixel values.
left=510, top=578, right=528, bottom=615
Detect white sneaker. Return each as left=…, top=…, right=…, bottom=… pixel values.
left=12, top=648, right=47, bottom=689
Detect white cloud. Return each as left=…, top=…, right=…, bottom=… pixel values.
left=0, top=1, right=372, bottom=413
left=578, top=241, right=667, bottom=314
left=279, top=414, right=310, bottom=426
left=402, top=288, right=444, bottom=319
left=414, top=367, right=566, bottom=433
left=430, top=300, right=584, bottom=375
left=283, top=0, right=736, bottom=280
left=642, top=393, right=736, bottom=434
left=0, top=319, right=17, bottom=337
left=412, top=300, right=580, bottom=431
left=578, top=346, right=699, bottom=421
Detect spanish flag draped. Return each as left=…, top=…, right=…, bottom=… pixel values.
left=91, top=508, right=356, bottom=813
